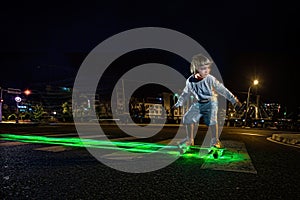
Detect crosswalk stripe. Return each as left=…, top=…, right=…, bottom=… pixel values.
left=80, top=135, right=109, bottom=139
left=44, top=133, right=78, bottom=137
left=25, top=132, right=110, bottom=139
left=34, top=146, right=73, bottom=152
left=236, top=132, right=265, bottom=136
left=0, top=141, right=29, bottom=146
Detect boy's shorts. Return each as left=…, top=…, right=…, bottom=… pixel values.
left=182, top=101, right=218, bottom=126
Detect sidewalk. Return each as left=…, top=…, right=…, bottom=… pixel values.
left=269, top=133, right=300, bottom=148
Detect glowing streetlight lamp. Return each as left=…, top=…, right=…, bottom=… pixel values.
left=253, top=79, right=259, bottom=86
left=24, top=89, right=31, bottom=96
left=245, top=79, right=259, bottom=126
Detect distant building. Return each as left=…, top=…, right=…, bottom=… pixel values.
left=263, top=103, right=282, bottom=119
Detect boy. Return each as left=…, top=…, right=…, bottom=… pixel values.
left=173, top=53, right=241, bottom=148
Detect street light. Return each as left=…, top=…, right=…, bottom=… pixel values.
left=245, top=79, right=259, bottom=126
left=15, top=96, right=22, bottom=124
left=24, top=89, right=31, bottom=96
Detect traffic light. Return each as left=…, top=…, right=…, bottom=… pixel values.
left=0, top=98, right=3, bottom=103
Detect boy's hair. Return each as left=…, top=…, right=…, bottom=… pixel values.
left=190, top=53, right=213, bottom=74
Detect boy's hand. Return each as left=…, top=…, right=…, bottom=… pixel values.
left=172, top=104, right=179, bottom=110
left=234, top=99, right=242, bottom=111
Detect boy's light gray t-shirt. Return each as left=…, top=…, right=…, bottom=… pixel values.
left=175, top=74, right=237, bottom=106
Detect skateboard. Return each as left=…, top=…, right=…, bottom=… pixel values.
left=177, top=144, right=226, bottom=159
left=206, top=146, right=226, bottom=159
left=177, top=138, right=226, bottom=159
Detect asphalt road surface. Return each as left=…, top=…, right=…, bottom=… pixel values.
left=1, top=123, right=300, bottom=199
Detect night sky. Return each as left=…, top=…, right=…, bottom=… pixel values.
left=0, top=1, right=299, bottom=112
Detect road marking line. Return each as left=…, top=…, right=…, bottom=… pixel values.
left=34, top=146, right=73, bottom=152
left=80, top=135, right=109, bottom=139
left=44, top=133, right=78, bottom=137
left=101, top=152, right=144, bottom=160
left=229, top=132, right=265, bottom=136
left=19, top=132, right=109, bottom=139
left=0, top=141, right=29, bottom=146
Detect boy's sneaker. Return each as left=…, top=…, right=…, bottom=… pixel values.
left=178, top=137, right=193, bottom=154
left=184, top=136, right=194, bottom=146
left=210, top=138, right=222, bottom=148
left=213, top=140, right=222, bottom=149
left=189, top=138, right=194, bottom=146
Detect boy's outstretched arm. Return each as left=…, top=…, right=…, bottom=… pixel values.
left=172, top=104, right=180, bottom=110
left=233, top=98, right=242, bottom=110
left=172, top=80, right=191, bottom=109
left=212, top=76, right=242, bottom=107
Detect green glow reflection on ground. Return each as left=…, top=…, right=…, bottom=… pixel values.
left=0, top=134, right=246, bottom=162
left=0, top=133, right=177, bottom=155
left=180, top=148, right=247, bottom=164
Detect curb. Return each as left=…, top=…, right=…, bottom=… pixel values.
left=267, top=137, right=300, bottom=149
left=271, top=134, right=300, bottom=145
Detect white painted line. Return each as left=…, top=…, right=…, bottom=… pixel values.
left=0, top=141, right=29, bottom=146
left=28, top=133, right=109, bottom=139
left=80, top=135, right=109, bottom=139
left=101, top=152, right=144, bottom=160
left=34, top=146, right=73, bottom=152
left=44, top=133, right=78, bottom=137
left=234, top=132, right=265, bottom=137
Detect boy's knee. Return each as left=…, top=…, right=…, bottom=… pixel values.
left=183, top=115, right=195, bottom=124
left=182, top=118, right=191, bottom=125
left=207, top=121, right=217, bottom=126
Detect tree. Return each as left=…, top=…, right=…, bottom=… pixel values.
left=31, top=104, right=48, bottom=121
left=62, top=102, right=73, bottom=122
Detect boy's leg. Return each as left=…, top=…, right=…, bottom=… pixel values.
left=209, top=124, right=221, bottom=148
left=183, top=103, right=200, bottom=146
left=185, top=123, right=195, bottom=146
left=206, top=101, right=222, bottom=148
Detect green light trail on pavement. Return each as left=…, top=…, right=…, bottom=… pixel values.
left=0, top=133, right=178, bottom=155
left=0, top=133, right=247, bottom=163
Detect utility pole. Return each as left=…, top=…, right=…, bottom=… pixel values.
left=244, top=80, right=259, bottom=127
